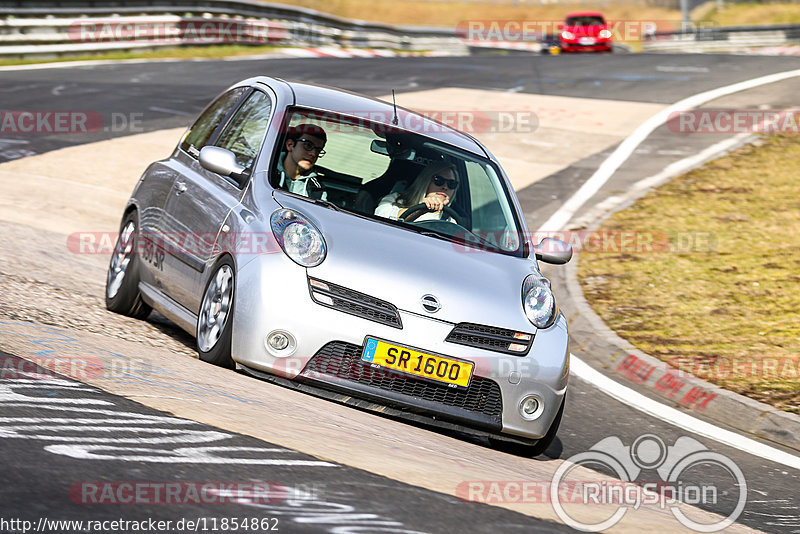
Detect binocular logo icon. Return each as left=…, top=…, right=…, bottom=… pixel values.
left=551, top=434, right=747, bottom=532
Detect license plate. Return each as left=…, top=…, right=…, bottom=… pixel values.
left=579, top=37, right=596, bottom=45
left=361, top=337, right=473, bottom=388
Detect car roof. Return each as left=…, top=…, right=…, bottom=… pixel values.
left=253, top=77, right=488, bottom=157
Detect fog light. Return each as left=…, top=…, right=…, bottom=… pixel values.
left=269, top=333, right=289, bottom=350
left=519, top=395, right=544, bottom=420
left=265, top=330, right=296, bottom=356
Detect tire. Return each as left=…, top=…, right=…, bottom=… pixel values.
left=196, top=257, right=235, bottom=369
left=489, top=393, right=566, bottom=457
left=105, top=211, right=152, bottom=319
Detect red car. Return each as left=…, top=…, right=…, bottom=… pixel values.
left=558, top=12, right=613, bottom=53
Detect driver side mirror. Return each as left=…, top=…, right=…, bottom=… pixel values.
left=199, top=146, right=245, bottom=178
left=534, top=237, right=572, bottom=264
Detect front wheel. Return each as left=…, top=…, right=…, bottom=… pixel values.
left=197, top=258, right=236, bottom=369
left=105, top=211, right=152, bottom=319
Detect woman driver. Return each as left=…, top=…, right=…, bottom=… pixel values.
left=374, top=161, right=459, bottom=222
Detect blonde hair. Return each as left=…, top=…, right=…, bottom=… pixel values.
left=397, top=161, right=458, bottom=208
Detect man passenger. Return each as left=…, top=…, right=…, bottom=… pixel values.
left=277, top=124, right=327, bottom=200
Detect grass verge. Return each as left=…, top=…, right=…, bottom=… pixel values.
left=287, top=0, right=800, bottom=28
left=695, top=2, right=800, bottom=26
left=578, top=133, right=800, bottom=413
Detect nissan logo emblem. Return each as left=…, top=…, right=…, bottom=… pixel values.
left=420, top=294, right=441, bottom=313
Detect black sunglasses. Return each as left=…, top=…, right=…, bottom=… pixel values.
left=295, top=138, right=326, bottom=156
left=432, top=174, right=458, bottom=189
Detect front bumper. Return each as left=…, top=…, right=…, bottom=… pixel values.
left=560, top=41, right=612, bottom=52
left=231, top=256, right=570, bottom=440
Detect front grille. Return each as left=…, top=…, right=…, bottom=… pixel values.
left=446, top=322, right=534, bottom=356
left=302, top=341, right=503, bottom=423
left=308, top=277, right=402, bottom=329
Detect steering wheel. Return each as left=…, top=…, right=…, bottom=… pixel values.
left=400, top=203, right=464, bottom=226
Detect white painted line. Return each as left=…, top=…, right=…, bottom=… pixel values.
left=629, top=132, right=750, bottom=193
left=280, top=49, right=321, bottom=58
left=570, top=358, right=800, bottom=471
left=538, top=68, right=800, bottom=232
left=343, top=48, right=374, bottom=57
left=0, top=58, right=184, bottom=72
left=569, top=132, right=751, bottom=229
left=313, top=46, right=352, bottom=58
left=0, top=169, right=126, bottom=194
left=46, top=444, right=338, bottom=465
left=149, top=106, right=193, bottom=116
left=538, top=67, right=800, bottom=470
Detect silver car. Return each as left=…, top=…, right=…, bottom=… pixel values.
left=106, top=77, right=572, bottom=455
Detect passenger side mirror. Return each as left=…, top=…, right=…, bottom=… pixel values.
left=534, top=237, right=572, bottom=265
left=199, top=146, right=245, bottom=178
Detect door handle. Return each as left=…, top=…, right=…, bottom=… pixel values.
left=175, top=181, right=187, bottom=195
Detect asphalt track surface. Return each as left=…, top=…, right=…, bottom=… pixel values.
left=2, top=53, right=800, bottom=533
left=0, top=350, right=568, bottom=533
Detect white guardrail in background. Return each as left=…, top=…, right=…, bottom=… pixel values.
left=643, top=24, right=800, bottom=53
left=1, top=0, right=799, bottom=59
left=0, top=0, right=468, bottom=58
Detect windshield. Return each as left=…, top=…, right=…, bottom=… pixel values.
left=566, top=16, right=605, bottom=26
left=272, top=107, right=524, bottom=256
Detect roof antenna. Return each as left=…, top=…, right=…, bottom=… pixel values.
left=391, top=90, right=399, bottom=126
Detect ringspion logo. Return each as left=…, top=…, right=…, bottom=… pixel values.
left=551, top=434, right=747, bottom=531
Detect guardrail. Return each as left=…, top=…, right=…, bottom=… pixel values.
left=0, top=0, right=468, bottom=58
left=2, top=1, right=800, bottom=59
left=642, top=23, right=800, bottom=53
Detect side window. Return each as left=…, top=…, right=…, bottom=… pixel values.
left=214, top=91, right=272, bottom=170
left=180, top=87, right=248, bottom=157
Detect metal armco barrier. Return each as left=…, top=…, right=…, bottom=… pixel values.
left=0, top=0, right=467, bottom=58
left=1, top=0, right=799, bottom=59
left=643, top=23, right=800, bottom=53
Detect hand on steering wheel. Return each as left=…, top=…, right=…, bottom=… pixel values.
left=399, top=202, right=463, bottom=226
left=422, top=192, right=449, bottom=213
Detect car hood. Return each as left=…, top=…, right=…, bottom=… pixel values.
left=276, top=195, right=540, bottom=330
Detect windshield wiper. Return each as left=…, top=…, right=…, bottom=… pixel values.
left=416, top=230, right=452, bottom=242
left=311, top=198, right=341, bottom=211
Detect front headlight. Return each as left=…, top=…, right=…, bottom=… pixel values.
left=522, top=275, right=557, bottom=329
left=561, top=31, right=575, bottom=40
left=270, top=209, right=326, bottom=267
left=599, top=29, right=612, bottom=39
